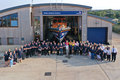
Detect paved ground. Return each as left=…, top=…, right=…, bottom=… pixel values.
left=0, top=32, right=120, bottom=80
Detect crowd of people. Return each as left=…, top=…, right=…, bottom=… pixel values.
left=3, top=39, right=118, bottom=67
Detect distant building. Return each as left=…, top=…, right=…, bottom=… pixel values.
left=0, top=3, right=115, bottom=45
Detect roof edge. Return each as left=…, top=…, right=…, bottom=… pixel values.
left=33, top=3, right=92, bottom=9
left=0, top=3, right=92, bottom=13
left=0, top=4, right=30, bottom=13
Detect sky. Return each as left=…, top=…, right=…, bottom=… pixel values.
left=0, top=0, right=120, bottom=10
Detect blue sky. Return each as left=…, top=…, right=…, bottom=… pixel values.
left=0, top=0, right=120, bottom=10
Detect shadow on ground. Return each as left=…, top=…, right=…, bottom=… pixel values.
left=30, top=55, right=111, bottom=67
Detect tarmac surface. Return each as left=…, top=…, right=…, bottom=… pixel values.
left=0, top=32, right=120, bottom=80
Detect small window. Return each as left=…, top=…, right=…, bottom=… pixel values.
left=0, top=38, right=1, bottom=45
left=7, top=37, right=14, bottom=45
left=2, top=16, right=7, bottom=27
left=6, top=15, right=11, bottom=27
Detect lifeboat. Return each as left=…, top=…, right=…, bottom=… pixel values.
left=49, top=17, right=71, bottom=42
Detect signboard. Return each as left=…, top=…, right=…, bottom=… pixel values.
left=42, top=11, right=82, bottom=15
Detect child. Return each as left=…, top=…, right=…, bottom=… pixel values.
left=9, top=52, right=13, bottom=67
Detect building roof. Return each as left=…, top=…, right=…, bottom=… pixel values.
left=0, top=3, right=92, bottom=13
left=33, top=3, right=92, bottom=9
left=88, top=14, right=116, bottom=24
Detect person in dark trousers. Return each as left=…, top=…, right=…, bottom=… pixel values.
left=23, top=44, right=27, bottom=58
left=20, top=46, right=25, bottom=60
left=31, top=42, right=35, bottom=56
left=45, top=43, right=49, bottom=55
left=103, top=48, right=107, bottom=60
left=69, top=40, right=72, bottom=55
left=59, top=43, right=63, bottom=56
left=107, top=48, right=111, bottom=62
left=63, top=42, right=66, bottom=55
left=38, top=44, right=42, bottom=56
left=91, top=47, right=95, bottom=59
left=100, top=48, right=104, bottom=62
left=26, top=44, right=31, bottom=58
left=18, top=49, right=22, bottom=63
left=3, top=51, right=9, bottom=67
left=79, top=43, right=83, bottom=55
left=49, top=42, right=53, bottom=55
left=7, top=49, right=11, bottom=58
left=41, top=42, right=45, bottom=55
left=57, top=43, right=60, bottom=55
left=111, top=46, right=117, bottom=62
left=13, top=51, right=17, bottom=63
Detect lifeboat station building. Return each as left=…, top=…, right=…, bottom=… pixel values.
left=0, top=3, right=114, bottom=45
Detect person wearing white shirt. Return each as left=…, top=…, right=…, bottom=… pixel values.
left=103, top=48, right=107, bottom=60
left=106, top=48, right=111, bottom=62
left=100, top=44, right=105, bottom=50
left=112, top=46, right=117, bottom=62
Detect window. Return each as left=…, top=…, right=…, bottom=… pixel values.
left=11, top=13, right=18, bottom=27
left=6, top=15, right=11, bottom=27
left=0, top=13, right=18, bottom=27
left=7, top=38, right=14, bottom=45
left=34, top=16, right=40, bottom=26
left=2, top=16, right=7, bottom=27
left=0, top=38, right=1, bottom=45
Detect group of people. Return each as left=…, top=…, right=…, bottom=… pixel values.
left=3, top=47, right=23, bottom=67
left=3, top=39, right=118, bottom=67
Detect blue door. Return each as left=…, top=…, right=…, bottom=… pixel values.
left=87, top=27, right=107, bottom=44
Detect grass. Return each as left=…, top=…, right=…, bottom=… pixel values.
left=112, top=24, right=120, bottom=34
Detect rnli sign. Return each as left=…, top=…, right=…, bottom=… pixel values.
left=42, top=11, right=82, bottom=15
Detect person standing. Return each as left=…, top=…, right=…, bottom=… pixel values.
left=18, top=49, right=22, bottom=63
left=107, top=48, right=111, bottom=62
left=91, top=47, right=95, bottom=59
left=57, top=43, right=60, bottom=55
left=65, top=40, right=69, bottom=56
left=103, top=48, right=107, bottom=60
left=38, top=44, right=42, bottom=56
left=20, top=46, right=25, bottom=60
left=112, top=46, right=117, bottom=62
left=69, top=40, right=72, bottom=55
left=100, top=48, right=104, bottom=62
left=41, top=42, right=45, bottom=55
left=59, top=43, right=63, bottom=56
left=3, top=51, right=9, bottom=67
left=49, top=42, right=53, bottom=55
left=13, top=51, right=17, bottom=63
left=9, top=52, right=13, bottom=67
